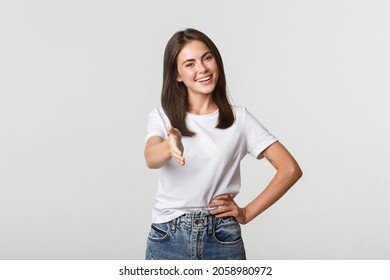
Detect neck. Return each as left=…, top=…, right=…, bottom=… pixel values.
left=187, top=94, right=217, bottom=115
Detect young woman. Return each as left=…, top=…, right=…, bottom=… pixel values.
left=144, top=28, right=302, bottom=260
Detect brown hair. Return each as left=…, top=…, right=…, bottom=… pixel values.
left=161, top=28, right=234, bottom=136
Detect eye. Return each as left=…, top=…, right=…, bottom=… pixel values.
left=185, top=62, right=195, bottom=68
left=204, top=55, right=213, bottom=61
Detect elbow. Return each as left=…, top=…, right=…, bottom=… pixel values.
left=145, top=154, right=164, bottom=169
left=145, top=157, right=159, bottom=169
left=145, top=159, right=155, bottom=169
left=279, top=163, right=302, bottom=184
left=144, top=152, right=158, bottom=169
left=290, top=164, right=303, bottom=183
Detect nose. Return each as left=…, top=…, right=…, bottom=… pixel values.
left=198, top=62, right=208, bottom=73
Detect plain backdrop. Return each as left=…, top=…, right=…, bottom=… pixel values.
left=1, top=0, right=389, bottom=259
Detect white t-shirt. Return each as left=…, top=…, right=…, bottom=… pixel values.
left=145, top=106, right=277, bottom=223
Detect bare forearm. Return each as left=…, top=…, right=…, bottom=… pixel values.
left=145, top=130, right=185, bottom=168
left=207, top=142, right=302, bottom=224
left=243, top=166, right=302, bottom=224
left=144, top=139, right=171, bottom=169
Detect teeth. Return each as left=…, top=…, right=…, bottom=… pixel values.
left=197, top=76, right=211, bottom=82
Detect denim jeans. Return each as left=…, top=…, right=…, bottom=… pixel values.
left=145, top=211, right=246, bottom=260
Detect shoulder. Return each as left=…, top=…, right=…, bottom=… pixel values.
left=149, top=107, right=164, bottom=115
left=146, top=108, right=171, bottom=128
left=146, top=108, right=170, bottom=139
left=232, top=105, right=268, bottom=129
left=231, top=105, right=250, bottom=120
left=148, top=107, right=167, bottom=119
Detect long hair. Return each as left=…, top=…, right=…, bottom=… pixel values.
left=161, top=28, right=234, bottom=136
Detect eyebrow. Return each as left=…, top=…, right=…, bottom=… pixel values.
left=182, top=51, right=212, bottom=65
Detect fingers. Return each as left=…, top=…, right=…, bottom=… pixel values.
left=208, top=194, right=232, bottom=210
left=171, top=145, right=183, bottom=157
left=167, top=126, right=185, bottom=166
left=208, top=195, right=236, bottom=216
left=170, top=143, right=184, bottom=165
left=168, top=126, right=181, bottom=137
left=171, top=143, right=185, bottom=166
left=211, top=194, right=230, bottom=201
left=208, top=195, right=246, bottom=224
left=172, top=151, right=185, bottom=166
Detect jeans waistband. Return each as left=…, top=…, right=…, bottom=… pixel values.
left=169, top=211, right=213, bottom=233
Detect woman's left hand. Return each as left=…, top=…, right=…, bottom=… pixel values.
left=208, top=194, right=247, bottom=224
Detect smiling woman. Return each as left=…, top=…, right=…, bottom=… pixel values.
left=160, top=29, right=235, bottom=137
left=143, top=28, right=302, bottom=260
left=176, top=40, right=219, bottom=101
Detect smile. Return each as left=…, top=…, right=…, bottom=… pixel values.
left=196, top=76, right=212, bottom=82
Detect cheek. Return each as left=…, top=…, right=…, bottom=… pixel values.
left=176, top=69, right=187, bottom=82
left=210, top=62, right=219, bottom=74
left=182, top=70, right=196, bottom=80
left=212, top=66, right=219, bottom=80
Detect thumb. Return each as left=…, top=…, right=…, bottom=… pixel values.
left=168, top=126, right=181, bottom=137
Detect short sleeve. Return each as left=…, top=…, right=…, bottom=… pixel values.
left=243, top=107, right=278, bottom=159
left=145, top=108, right=170, bottom=142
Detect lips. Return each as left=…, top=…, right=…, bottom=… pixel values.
left=196, top=75, right=212, bottom=82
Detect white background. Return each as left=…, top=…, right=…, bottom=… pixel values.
left=0, top=0, right=389, bottom=259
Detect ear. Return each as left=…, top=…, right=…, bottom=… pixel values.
left=176, top=75, right=182, bottom=82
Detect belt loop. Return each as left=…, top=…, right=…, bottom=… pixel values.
left=170, top=218, right=176, bottom=233
left=207, top=214, right=213, bottom=234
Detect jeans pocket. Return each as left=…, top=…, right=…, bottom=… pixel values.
left=213, top=217, right=243, bottom=245
left=148, top=222, right=170, bottom=242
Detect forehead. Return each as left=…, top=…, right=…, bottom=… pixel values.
left=177, top=40, right=211, bottom=62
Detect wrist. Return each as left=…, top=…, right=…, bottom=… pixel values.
left=238, top=207, right=249, bottom=225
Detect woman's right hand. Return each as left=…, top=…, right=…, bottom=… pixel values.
left=168, top=127, right=185, bottom=166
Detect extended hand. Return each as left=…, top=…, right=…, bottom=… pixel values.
left=168, top=127, right=185, bottom=166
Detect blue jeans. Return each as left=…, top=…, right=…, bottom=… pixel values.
left=145, top=211, right=246, bottom=260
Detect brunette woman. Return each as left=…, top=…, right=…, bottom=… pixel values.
left=144, top=28, right=302, bottom=260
